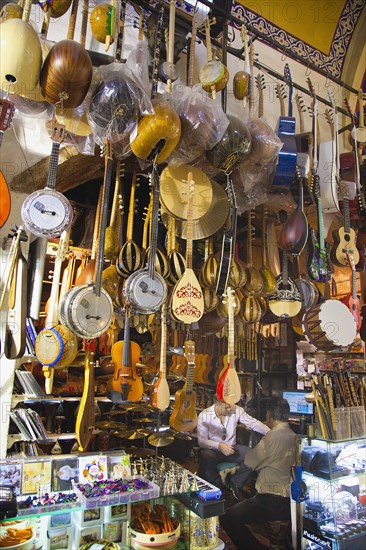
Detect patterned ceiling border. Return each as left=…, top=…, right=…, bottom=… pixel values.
left=231, top=0, right=365, bottom=78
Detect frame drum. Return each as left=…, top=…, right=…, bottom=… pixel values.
left=302, top=300, right=356, bottom=351
left=199, top=60, right=229, bottom=93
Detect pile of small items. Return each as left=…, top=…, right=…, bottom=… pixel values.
left=18, top=492, right=78, bottom=509
left=0, top=526, right=33, bottom=547
left=131, top=502, right=178, bottom=535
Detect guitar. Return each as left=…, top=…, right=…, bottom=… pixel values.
left=216, top=178, right=237, bottom=296
left=353, top=90, right=366, bottom=213
left=270, top=64, right=297, bottom=193
left=330, top=180, right=360, bottom=267
left=216, top=287, right=241, bottom=405
left=294, top=93, right=314, bottom=206
left=172, top=172, right=204, bottom=324
left=307, top=174, right=332, bottom=283
left=268, top=252, right=302, bottom=318
left=75, top=340, right=95, bottom=452
left=150, top=305, right=171, bottom=411
left=342, top=255, right=361, bottom=332
left=169, top=340, right=198, bottom=432
left=107, top=306, right=143, bottom=403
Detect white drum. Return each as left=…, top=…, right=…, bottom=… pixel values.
left=302, top=300, right=356, bottom=351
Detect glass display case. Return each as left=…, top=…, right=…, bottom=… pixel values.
left=301, top=436, right=366, bottom=549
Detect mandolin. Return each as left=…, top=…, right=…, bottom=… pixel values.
left=342, top=255, right=361, bottom=331
left=279, top=171, right=308, bottom=255
left=169, top=339, right=198, bottom=432
left=270, top=64, right=297, bottom=193
left=330, top=181, right=359, bottom=267
left=150, top=305, right=171, bottom=411
left=107, top=306, right=143, bottom=403
left=216, top=287, right=241, bottom=405
left=40, top=0, right=92, bottom=108
left=75, top=340, right=95, bottom=452
left=268, top=252, right=302, bottom=318
left=172, top=172, right=204, bottom=324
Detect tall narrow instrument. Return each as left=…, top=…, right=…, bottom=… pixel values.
left=75, top=340, right=95, bottom=451
left=169, top=340, right=198, bottom=432
left=150, top=305, right=171, bottom=411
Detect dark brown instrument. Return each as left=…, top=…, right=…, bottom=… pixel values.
left=279, top=172, right=308, bottom=255
left=40, top=0, right=92, bottom=108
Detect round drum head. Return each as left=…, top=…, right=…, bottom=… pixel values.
left=319, top=300, right=356, bottom=347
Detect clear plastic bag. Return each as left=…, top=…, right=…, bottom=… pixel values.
left=240, top=117, right=283, bottom=174
left=87, top=63, right=153, bottom=151
left=126, top=39, right=151, bottom=97
left=167, top=84, right=229, bottom=166
left=206, top=114, right=251, bottom=173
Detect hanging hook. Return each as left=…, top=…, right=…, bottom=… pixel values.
left=305, top=64, right=311, bottom=77
left=324, top=74, right=330, bottom=88
left=281, top=47, right=287, bottom=62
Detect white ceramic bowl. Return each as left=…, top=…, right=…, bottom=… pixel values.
left=130, top=522, right=180, bottom=550
left=0, top=520, right=28, bottom=535
left=0, top=531, right=35, bottom=550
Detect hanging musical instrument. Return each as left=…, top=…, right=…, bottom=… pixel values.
left=266, top=219, right=281, bottom=276
left=116, top=172, right=143, bottom=277
left=124, top=164, right=167, bottom=314
left=159, top=0, right=178, bottom=91
left=207, top=114, right=251, bottom=173
left=172, top=172, right=204, bottom=324
left=342, top=255, right=361, bottom=331
left=199, top=16, right=229, bottom=99
left=167, top=217, right=186, bottom=286
left=293, top=256, right=319, bottom=314
left=107, top=305, right=143, bottom=403
left=200, top=238, right=218, bottom=290
left=59, top=143, right=114, bottom=339
left=268, top=252, right=302, bottom=318
left=243, top=210, right=263, bottom=296
left=169, top=339, right=197, bottom=432
left=259, top=207, right=276, bottom=296
left=28, top=237, right=48, bottom=320
left=270, top=64, right=297, bottom=193
left=228, top=242, right=247, bottom=290
left=279, top=171, right=308, bottom=255
left=215, top=178, right=237, bottom=297
left=0, top=170, right=11, bottom=230
left=90, top=0, right=116, bottom=46
left=40, top=0, right=92, bottom=108
left=315, top=90, right=338, bottom=215
left=150, top=305, right=170, bottom=411
left=353, top=90, right=366, bottom=213
left=21, top=122, right=73, bottom=238
left=75, top=340, right=95, bottom=451
left=105, top=161, right=123, bottom=262
left=233, top=24, right=250, bottom=103
left=330, top=180, right=359, bottom=267
left=216, top=287, right=241, bottom=405
left=0, top=0, right=42, bottom=93
left=74, top=187, right=102, bottom=286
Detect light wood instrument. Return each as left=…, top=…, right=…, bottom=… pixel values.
left=40, top=0, right=92, bottom=108
left=150, top=305, right=171, bottom=411
left=167, top=217, right=186, bottom=286
left=233, top=24, right=250, bottom=103
left=216, top=178, right=237, bottom=296
left=172, top=172, right=204, bottom=324
left=0, top=0, right=42, bottom=93
left=268, top=252, right=302, bottom=318
left=199, top=238, right=218, bottom=290
left=107, top=306, right=143, bottom=403
left=75, top=340, right=95, bottom=451
left=216, top=287, right=241, bottom=405
left=169, top=340, right=197, bottom=432
left=90, top=0, right=117, bottom=46
left=117, top=172, right=143, bottom=277
left=199, top=16, right=229, bottom=100
left=243, top=210, right=263, bottom=296
left=330, top=180, right=359, bottom=267
left=159, top=0, right=178, bottom=92
left=105, top=161, right=123, bottom=261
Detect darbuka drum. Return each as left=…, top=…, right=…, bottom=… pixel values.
left=302, top=300, right=356, bottom=351
left=199, top=59, right=229, bottom=94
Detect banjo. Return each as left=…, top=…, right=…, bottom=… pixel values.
left=59, top=143, right=114, bottom=339
left=21, top=122, right=73, bottom=238
left=123, top=163, right=167, bottom=314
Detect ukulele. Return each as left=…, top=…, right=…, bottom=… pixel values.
left=342, top=254, right=361, bottom=332
left=330, top=180, right=360, bottom=267
left=169, top=340, right=198, bottom=432
left=216, top=287, right=241, bottom=405
left=107, top=305, right=143, bottom=403
left=172, top=172, right=204, bottom=324
left=268, top=252, right=302, bottom=318
left=216, top=178, right=237, bottom=296
left=270, top=64, right=297, bottom=193
left=150, top=305, right=171, bottom=411
left=75, top=339, right=96, bottom=451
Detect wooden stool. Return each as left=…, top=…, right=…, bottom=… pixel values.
left=217, top=461, right=238, bottom=485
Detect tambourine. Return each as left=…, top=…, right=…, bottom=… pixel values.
left=199, top=60, right=229, bottom=94
left=302, top=300, right=356, bottom=351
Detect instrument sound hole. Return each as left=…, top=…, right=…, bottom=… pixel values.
left=184, top=401, right=190, bottom=409
left=5, top=74, right=16, bottom=83
left=148, top=139, right=166, bottom=160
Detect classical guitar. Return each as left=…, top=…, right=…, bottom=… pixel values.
left=75, top=340, right=95, bottom=452
left=107, top=306, right=143, bottom=403
left=268, top=252, right=302, bottom=318
left=172, top=172, right=204, bottom=324
left=150, top=305, right=171, bottom=411
left=270, top=64, right=297, bottom=193
left=217, top=287, right=241, bottom=405
left=216, top=178, right=237, bottom=296
left=169, top=340, right=198, bottom=432
left=330, top=181, right=360, bottom=267
left=342, top=255, right=361, bottom=332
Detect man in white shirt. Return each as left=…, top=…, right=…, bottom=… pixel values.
left=197, top=395, right=269, bottom=498
left=219, top=396, right=296, bottom=549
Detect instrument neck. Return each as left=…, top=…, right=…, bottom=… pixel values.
left=127, top=173, right=137, bottom=241
left=148, top=166, right=160, bottom=278
left=79, top=0, right=89, bottom=48
left=282, top=252, right=289, bottom=287
left=67, top=0, right=79, bottom=40
left=122, top=314, right=131, bottom=367
left=151, top=3, right=165, bottom=99
left=227, top=289, right=235, bottom=366
left=188, top=15, right=198, bottom=87
left=159, top=308, right=167, bottom=378
left=46, top=142, right=61, bottom=190
left=95, top=154, right=113, bottom=296
left=114, top=0, right=127, bottom=62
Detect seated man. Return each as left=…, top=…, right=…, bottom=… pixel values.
left=197, top=395, right=269, bottom=499
left=219, top=396, right=296, bottom=549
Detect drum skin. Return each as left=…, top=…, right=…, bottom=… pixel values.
left=40, top=40, right=92, bottom=108
left=302, top=300, right=356, bottom=351
left=199, top=60, right=229, bottom=93
left=0, top=19, right=42, bottom=92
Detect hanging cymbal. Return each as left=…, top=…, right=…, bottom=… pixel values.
left=117, top=428, right=152, bottom=440
left=108, top=409, right=129, bottom=416
left=134, top=417, right=154, bottom=424
left=95, top=421, right=127, bottom=430
left=161, top=180, right=229, bottom=240
left=160, top=164, right=213, bottom=220
left=166, top=429, right=192, bottom=441
left=148, top=433, right=175, bottom=447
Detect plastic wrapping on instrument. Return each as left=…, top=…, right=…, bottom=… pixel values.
left=206, top=114, right=251, bottom=173
left=240, top=117, right=283, bottom=174
left=87, top=63, right=153, bottom=153
left=126, top=39, right=151, bottom=97
left=166, top=84, right=229, bottom=166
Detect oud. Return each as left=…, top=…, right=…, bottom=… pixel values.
left=169, top=340, right=198, bottom=432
